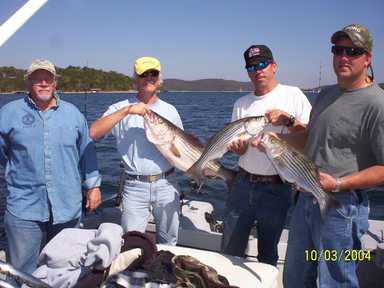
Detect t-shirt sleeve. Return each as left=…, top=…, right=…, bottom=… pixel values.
left=368, top=108, right=384, bottom=164
left=294, top=89, right=312, bottom=125
left=173, top=109, right=184, bottom=130
left=231, top=100, right=240, bottom=122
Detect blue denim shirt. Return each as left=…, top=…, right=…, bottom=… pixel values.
left=0, top=95, right=101, bottom=224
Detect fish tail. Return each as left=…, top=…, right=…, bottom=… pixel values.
left=218, top=166, right=236, bottom=192
left=186, top=162, right=204, bottom=187
left=319, top=193, right=341, bottom=219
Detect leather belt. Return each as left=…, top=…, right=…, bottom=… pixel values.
left=125, top=168, right=175, bottom=183
left=238, top=167, right=283, bottom=184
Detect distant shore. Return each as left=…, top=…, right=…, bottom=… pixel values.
left=0, top=90, right=256, bottom=94
left=0, top=90, right=318, bottom=95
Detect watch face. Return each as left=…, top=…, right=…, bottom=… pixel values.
left=286, top=115, right=295, bottom=127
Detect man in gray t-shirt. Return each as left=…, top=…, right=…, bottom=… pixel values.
left=282, top=24, right=384, bottom=287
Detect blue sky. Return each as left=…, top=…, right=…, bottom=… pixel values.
left=0, top=0, right=383, bottom=88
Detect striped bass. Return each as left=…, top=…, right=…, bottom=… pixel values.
left=144, top=110, right=235, bottom=189
left=187, top=116, right=268, bottom=185
left=260, top=133, right=340, bottom=218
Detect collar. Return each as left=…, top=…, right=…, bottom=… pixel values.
left=26, top=92, right=60, bottom=110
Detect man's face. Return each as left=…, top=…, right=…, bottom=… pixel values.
left=135, top=69, right=161, bottom=94
left=27, top=69, right=56, bottom=103
left=332, top=38, right=371, bottom=81
left=247, top=61, right=277, bottom=88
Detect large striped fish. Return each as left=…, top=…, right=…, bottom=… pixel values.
left=260, top=133, right=340, bottom=218
left=144, top=110, right=236, bottom=189
left=187, top=116, right=268, bottom=186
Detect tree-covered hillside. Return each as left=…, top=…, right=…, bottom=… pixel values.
left=1, top=66, right=383, bottom=93
left=0, top=66, right=133, bottom=92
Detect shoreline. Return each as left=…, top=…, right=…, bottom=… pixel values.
left=0, top=90, right=320, bottom=95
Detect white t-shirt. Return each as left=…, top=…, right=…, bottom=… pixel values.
left=103, top=98, right=183, bottom=175
left=232, top=84, right=312, bottom=175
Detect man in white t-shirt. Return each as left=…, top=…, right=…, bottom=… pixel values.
left=90, top=57, right=182, bottom=245
left=221, top=45, right=312, bottom=265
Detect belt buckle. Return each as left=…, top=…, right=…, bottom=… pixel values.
left=249, top=175, right=258, bottom=183
left=148, top=175, right=157, bottom=182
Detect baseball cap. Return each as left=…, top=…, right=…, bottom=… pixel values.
left=244, top=45, right=274, bottom=68
left=134, top=57, right=161, bottom=75
left=26, top=59, right=56, bottom=78
left=331, top=24, right=373, bottom=52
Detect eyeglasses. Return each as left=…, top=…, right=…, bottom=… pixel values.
left=29, top=78, right=55, bottom=85
left=331, top=45, right=366, bottom=57
left=138, top=70, right=160, bottom=78
left=246, top=60, right=273, bottom=72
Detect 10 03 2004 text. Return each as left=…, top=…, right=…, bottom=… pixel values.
left=304, top=249, right=372, bottom=262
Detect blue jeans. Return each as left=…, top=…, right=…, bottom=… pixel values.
left=121, top=178, right=180, bottom=245
left=283, top=191, right=369, bottom=288
left=221, top=173, right=291, bottom=265
left=4, top=210, right=79, bottom=275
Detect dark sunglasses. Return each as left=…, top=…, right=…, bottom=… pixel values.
left=138, top=70, right=160, bottom=78
left=246, top=60, right=273, bottom=72
left=331, top=45, right=366, bottom=57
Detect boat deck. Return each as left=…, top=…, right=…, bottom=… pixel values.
left=1, top=201, right=383, bottom=287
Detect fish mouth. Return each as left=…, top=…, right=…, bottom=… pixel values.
left=145, top=110, right=162, bottom=125
left=259, top=133, right=268, bottom=145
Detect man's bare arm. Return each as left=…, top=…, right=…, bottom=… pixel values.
left=90, top=103, right=149, bottom=140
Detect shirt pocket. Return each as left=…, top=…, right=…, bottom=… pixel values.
left=58, top=126, right=79, bottom=147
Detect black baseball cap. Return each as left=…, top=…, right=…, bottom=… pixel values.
left=244, top=45, right=274, bottom=68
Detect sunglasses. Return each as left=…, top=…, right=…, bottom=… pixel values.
left=246, top=60, right=273, bottom=72
left=331, top=45, right=366, bottom=57
left=138, top=70, right=160, bottom=78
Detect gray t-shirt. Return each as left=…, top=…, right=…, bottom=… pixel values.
left=305, top=83, right=384, bottom=177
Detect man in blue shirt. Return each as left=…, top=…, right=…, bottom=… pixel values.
left=0, top=59, right=101, bottom=274
left=90, top=56, right=182, bottom=245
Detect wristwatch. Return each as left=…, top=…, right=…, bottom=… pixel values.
left=332, top=178, right=342, bottom=192
left=286, top=115, right=296, bottom=127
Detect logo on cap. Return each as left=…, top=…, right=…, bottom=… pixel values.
left=248, top=47, right=261, bottom=58
left=345, top=25, right=361, bottom=33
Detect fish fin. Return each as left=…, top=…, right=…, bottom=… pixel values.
left=184, top=133, right=204, bottom=148
left=186, top=163, right=197, bottom=178
left=170, top=143, right=181, bottom=158
left=318, top=193, right=341, bottom=220
left=202, top=167, right=217, bottom=178
left=196, top=181, right=205, bottom=194
left=186, top=163, right=203, bottom=188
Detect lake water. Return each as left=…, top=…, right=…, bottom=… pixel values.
left=1, top=91, right=384, bottom=248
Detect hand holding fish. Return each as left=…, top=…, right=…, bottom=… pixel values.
left=319, top=172, right=341, bottom=192
left=265, top=109, right=291, bottom=126
left=85, top=187, right=101, bottom=211
left=127, top=102, right=150, bottom=116
left=251, top=132, right=280, bottom=151
left=228, top=139, right=248, bottom=155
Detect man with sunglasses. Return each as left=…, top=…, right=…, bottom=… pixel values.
left=0, top=59, right=101, bottom=274
left=90, top=56, right=183, bottom=245
left=221, top=45, right=311, bottom=265
left=282, top=24, right=384, bottom=287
